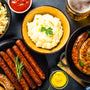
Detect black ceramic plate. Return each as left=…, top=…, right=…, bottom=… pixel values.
left=0, top=0, right=11, bottom=38
left=0, top=38, right=49, bottom=90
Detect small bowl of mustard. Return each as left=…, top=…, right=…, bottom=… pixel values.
left=49, top=70, right=69, bottom=89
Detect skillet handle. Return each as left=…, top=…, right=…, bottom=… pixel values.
left=85, top=86, right=90, bottom=90
left=60, top=52, right=68, bottom=67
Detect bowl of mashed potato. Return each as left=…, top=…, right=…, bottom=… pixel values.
left=22, top=6, right=70, bottom=54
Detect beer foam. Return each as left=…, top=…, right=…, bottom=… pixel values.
left=68, top=0, right=90, bottom=13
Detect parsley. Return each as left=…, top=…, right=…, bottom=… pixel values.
left=40, top=27, right=53, bottom=35
left=87, top=31, right=90, bottom=34
left=79, top=61, right=84, bottom=66
left=15, top=56, right=24, bottom=81
left=0, top=8, right=1, bottom=10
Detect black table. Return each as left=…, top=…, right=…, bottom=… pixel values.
left=3, top=0, right=90, bottom=90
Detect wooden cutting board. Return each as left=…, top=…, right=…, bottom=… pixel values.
left=57, top=57, right=90, bottom=87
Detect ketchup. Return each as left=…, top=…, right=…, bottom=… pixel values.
left=10, top=0, right=31, bottom=12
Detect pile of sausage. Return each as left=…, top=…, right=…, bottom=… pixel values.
left=0, top=40, right=45, bottom=90
left=72, top=32, right=90, bottom=75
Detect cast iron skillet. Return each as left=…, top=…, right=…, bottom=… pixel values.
left=60, top=25, right=90, bottom=84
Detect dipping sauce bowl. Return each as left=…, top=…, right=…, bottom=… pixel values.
left=8, top=0, right=32, bottom=14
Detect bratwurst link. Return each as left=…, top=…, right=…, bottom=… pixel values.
left=16, top=40, right=45, bottom=80
left=12, top=45, right=42, bottom=86
left=72, top=32, right=90, bottom=75
left=6, top=48, right=37, bottom=89
left=0, top=51, right=29, bottom=90
left=0, top=56, right=23, bottom=90
left=72, top=32, right=88, bottom=64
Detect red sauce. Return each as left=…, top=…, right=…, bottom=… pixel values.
left=10, top=0, right=31, bottom=12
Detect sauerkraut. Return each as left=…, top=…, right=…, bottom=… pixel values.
left=0, top=2, right=8, bottom=35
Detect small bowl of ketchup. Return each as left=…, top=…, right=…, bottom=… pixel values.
left=8, top=0, right=32, bottom=13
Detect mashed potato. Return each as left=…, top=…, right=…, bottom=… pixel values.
left=27, top=14, right=63, bottom=49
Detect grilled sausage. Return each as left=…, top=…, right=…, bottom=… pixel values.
left=16, top=40, right=45, bottom=80
left=0, top=56, right=23, bottom=90
left=72, top=32, right=88, bottom=63
left=0, top=51, right=29, bottom=90
left=0, top=74, right=14, bottom=90
left=12, top=45, right=42, bottom=86
left=80, top=38, right=90, bottom=68
left=86, top=47, right=90, bottom=69
left=72, top=32, right=88, bottom=71
left=6, top=48, right=36, bottom=89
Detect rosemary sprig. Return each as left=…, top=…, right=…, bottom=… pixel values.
left=15, top=56, right=24, bottom=81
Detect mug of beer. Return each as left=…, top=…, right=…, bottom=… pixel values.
left=66, top=0, right=90, bottom=21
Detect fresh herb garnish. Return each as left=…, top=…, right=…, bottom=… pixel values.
left=87, top=31, right=90, bottom=34
left=15, top=56, right=24, bottom=81
left=79, top=61, right=84, bottom=66
left=0, top=8, right=1, bottom=10
left=40, top=27, right=53, bottom=35
left=59, top=62, right=66, bottom=68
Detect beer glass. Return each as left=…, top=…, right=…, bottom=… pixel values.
left=66, top=0, right=90, bottom=21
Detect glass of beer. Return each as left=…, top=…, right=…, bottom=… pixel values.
left=66, top=0, right=90, bottom=21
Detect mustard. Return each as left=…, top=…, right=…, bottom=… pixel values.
left=50, top=71, right=67, bottom=88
